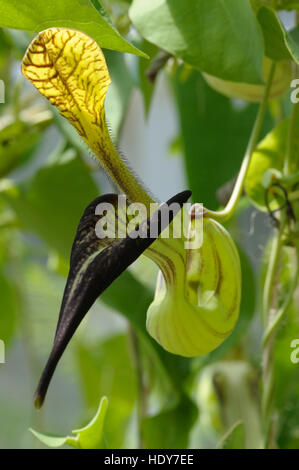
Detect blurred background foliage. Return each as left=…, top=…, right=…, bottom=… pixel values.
left=0, top=0, right=298, bottom=449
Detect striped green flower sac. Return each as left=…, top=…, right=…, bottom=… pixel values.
left=146, top=217, right=242, bottom=357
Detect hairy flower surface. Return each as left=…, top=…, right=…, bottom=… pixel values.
left=22, top=28, right=241, bottom=407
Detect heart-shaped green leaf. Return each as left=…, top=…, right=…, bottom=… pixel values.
left=0, top=0, right=147, bottom=57
left=130, top=0, right=264, bottom=84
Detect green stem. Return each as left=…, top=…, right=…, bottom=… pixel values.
left=263, top=250, right=299, bottom=346
left=203, top=62, right=276, bottom=222
left=128, top=326, right=146, bottom=449
left=284, top=101, right=299, bottom=176
left=261, top=217, right=286, bottom=448
left=146, top=50, right=172, bottom=83
left=101, top=130, right=154, bottom=209
left=262, top=220, right=285, bottom=324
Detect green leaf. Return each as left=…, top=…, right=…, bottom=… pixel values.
left=245, top=118, right=289, bottom=211
left=0, top=121, right=41, bottom=177
left=257, top=6, right=299, bottom=64
left=0, top=29, right=10, bottom=70
left=137, top=40, right=159, bottom=115
left=30, top=396, right=108, bottom=449
left=142, top=395, right=197, bottom=449
left=130, top=0, right=264, bottom=84
left=72, top=396, right=108, bottom=449
left=197, top=362, right=263, bottom=448
left=0, top=268, right=18, bottom=345
left=257, top=7, right=291, bottom=61
left=286, top=26, right=299, bottom=65
left=1, top=145, right=99, bottom=256
left=216, top=421, right=245, bottom=449
left=76, top=335, right=137, bottom=448
left=0, top=0, right=147, bottom=58
left=76, top=335, right=136, bottom=409
left=29, top=430, right=68, bottom=448
left=203, top=58, right=291, bottom=102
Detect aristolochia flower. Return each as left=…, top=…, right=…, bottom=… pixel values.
left=22, top=28, right=241, bottom=408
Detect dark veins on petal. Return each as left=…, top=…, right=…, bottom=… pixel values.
left=34, top=190, right=191, bottom=408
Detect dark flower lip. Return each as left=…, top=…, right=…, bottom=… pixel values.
left=34, top=190, right=191, bottom=408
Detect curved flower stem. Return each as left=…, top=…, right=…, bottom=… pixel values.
left=202, top=61, right=276, bottom=222
left=99, top=130, right=155, bottom=209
